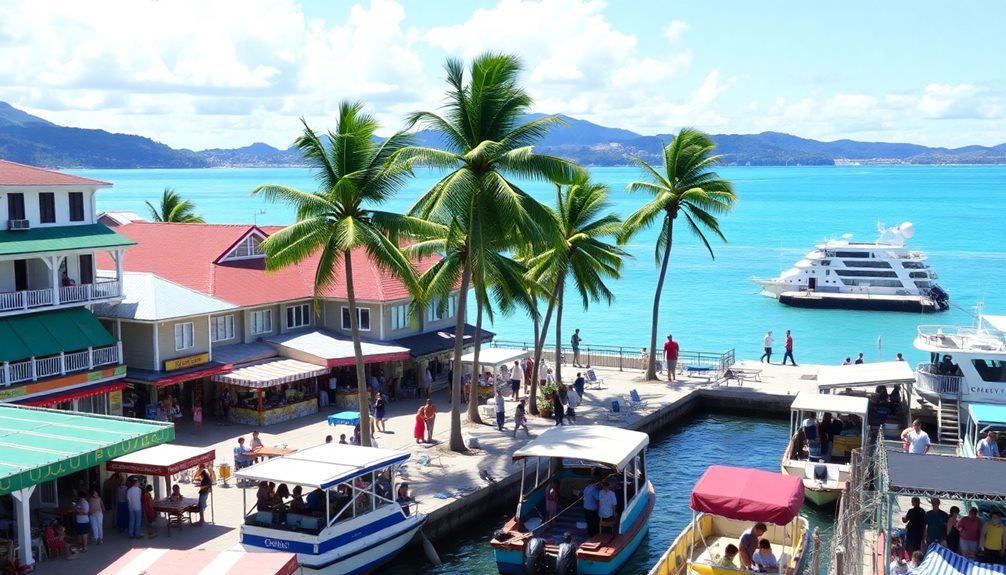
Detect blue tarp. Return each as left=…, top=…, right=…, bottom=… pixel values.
left=914, top=544, right=1006, bottom=575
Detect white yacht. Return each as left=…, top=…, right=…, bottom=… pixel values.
left=753, top=222, right=949, bottom=312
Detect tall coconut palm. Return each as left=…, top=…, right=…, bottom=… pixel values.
left=252, top=102, right=426, bottom=447
left=145, top=187, right=205, bottom=223
left=526, top=176, right=626, bottom=402
left=619, top=128, right=737, bottom=380
left=401, top=52, right=582, bottom=451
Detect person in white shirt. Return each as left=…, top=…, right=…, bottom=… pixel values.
left=752, top=538, right=779, bottom=573
left=901, top=419, right=931, bottom=455
left=597, top=480, right=618, bottom=533
left=494, top=388, right=506, bottom=431
left=977, top=430, right=1001, bottom=458
left=73, top=491, right=90, bottom=551
left=760, top=331, right=774, bottom=364
left=565, top=385, right=579, bottom=424
left=126, top=479, right=143, bottom=539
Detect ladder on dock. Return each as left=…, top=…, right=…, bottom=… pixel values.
left=937, top=396, right=960, bottom=444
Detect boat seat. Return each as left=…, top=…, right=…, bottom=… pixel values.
left=256, top=511, right=274, bottom=526
left=804, top=463, right=839, bottom=483
left=299, top=516, right=321, bottom=531
left=286, top=513, right=303, bottom=528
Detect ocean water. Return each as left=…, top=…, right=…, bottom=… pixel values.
left=77, top=165, right=1006, bottom=365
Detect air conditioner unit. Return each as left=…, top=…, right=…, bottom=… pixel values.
left=8, top=219, right=30, bottom=231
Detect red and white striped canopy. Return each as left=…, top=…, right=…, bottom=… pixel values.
left=212, top=357, right=329, bottom=388
left=99, top=548, right=298, bottom=575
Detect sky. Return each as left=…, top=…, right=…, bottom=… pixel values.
left=1, top=0, right=1004, bottom=150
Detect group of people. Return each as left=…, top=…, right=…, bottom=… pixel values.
left=902, top=497, right=1005, bottom=565
left=714, top=523, right=779, bottom=572
left=791, top=411, right=859, bottom=461
left=759, top=330, right=797, bottom=366
left=413, top=399, right=437, bottom=444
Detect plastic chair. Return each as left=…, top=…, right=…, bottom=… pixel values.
left=586, top=370, right=606, bottom=390
left=606, top=400, right=626, bottom=421
left=625, top=390, right=647, bottom=410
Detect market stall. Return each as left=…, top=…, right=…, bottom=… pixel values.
left=460, top=347, right=530, bottom=398
left=99, top=548, right=299, bottom=575
left=211, top=358, right=328, bottom=426
left=106, top=443, right=217, bottom=532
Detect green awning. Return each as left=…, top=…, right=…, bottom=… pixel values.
left=0, top=308, right=116, bottom=362
left=0, top=405, right=174, bottom=496
left=0, top=223, right=134, bottom=257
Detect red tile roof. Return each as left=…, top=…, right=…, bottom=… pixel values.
left=97, top=221, right=437, bottom=306
left=0, top=159, right=111, bottom=187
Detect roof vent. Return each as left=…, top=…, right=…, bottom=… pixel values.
left=8, top=219, right=30, bottom=231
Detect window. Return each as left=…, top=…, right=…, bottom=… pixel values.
left=250, top=309, right=273, bottom=335
left=76, top=394, right=108, bottom=415
left=211, top=315, right=235, bottom=342
left=286, top=304, right=311, bottom=329
left=68, top=192, right=85, bottom=222
left=341, top=307, right=371, bottom=331
left=39, top=193, right=56, bottom=223
left=222, top=234, right=265, bottom=261
left=174, top=322, right=194, bottom=350
left=427, top=296, right=457, bottom=322
left=391, top=304, right=410, bottom=331
left=7, top=193, right=25, bottom=220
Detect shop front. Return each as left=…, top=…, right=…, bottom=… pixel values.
left=211, top=358, right=328, bottom=426
left=394, top=324, right=495, bottom=399
left=124, top=354, right=232, bottom=422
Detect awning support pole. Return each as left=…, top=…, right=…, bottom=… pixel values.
left=12, top=485, right=36, bottom=567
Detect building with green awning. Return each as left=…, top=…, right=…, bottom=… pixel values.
left=0, top=307, right=117, bottom=363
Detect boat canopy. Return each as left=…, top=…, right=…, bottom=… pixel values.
left=790, top=391, right=869, bottom=417
left=460, top=347, right=529, bottom=370
left=234, top=443, right=409, bottom=490
left=512, top=425, right=649, bottom=472
left=816, top=361, right=914, bottom=390
left=968, top=403, right=1006, bottom=426
left=912, top=543, right=1006, bottom=575
left=690, top=466, right=805, bottom=525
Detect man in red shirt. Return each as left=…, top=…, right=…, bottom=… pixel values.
left=782, top=329, right=797, bottom=366
left=663, top=334, right=679, bottom=381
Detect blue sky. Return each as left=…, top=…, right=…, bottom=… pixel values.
left=1, top=0, right=1003, bottom=149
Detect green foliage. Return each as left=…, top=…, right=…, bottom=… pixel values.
left=144, top=188, right=205, bottom=223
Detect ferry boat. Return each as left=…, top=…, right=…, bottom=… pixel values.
left=235, top=443, right=426, bottom=574
left=490, top=426, right=654, bottom=575
left=647, top=466, right=809, bottom=575
left=752, top=221, right=950, bottom=313
left=780, top=392, right=869, bottom=507
left=960, top=403, right=1006, bottom=458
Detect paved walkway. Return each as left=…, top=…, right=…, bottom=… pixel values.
left=32, top=359, right=819, bottom=574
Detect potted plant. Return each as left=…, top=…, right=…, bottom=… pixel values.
left=537, top=381, right=558, bottom=418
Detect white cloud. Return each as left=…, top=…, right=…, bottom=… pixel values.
left=664, top=20, right=689, bottom=44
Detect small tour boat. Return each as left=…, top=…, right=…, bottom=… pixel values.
left=647, top=465, right=809, bottom=575
left=781, top=392, right=869, bottom=507
left=490, top=425, right=654, bottom=575
left=235, top=443, right=426, bottom=574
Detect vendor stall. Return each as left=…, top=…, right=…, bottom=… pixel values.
left=106, top=443, right=217, bottom=533
left=460, top=347, right=530, bottom=398
left=99, top=548, right=298, bottom=575
left=212, top=358, right=328, bottom=426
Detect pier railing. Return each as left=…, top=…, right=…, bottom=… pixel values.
left=488, top=339, right=735, bottom=374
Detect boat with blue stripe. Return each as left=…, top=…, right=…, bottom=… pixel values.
left=490, top=425, right=654, bottom=574
left=235, top=443, right=426, bottom=574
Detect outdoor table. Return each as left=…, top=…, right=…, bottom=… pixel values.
left=250, top=447, right=297, bottom=459
left=154, top=498, right=198, bottom=535
left=327, top=411, right=361, bottom=426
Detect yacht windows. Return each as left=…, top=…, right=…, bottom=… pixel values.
left=902, top=261, right=925, bottom=269
left=821, top=260, right=831, bottom=266
left=834, top=251, right=869, bottom=258
left=842, top=260, right=892, bottom=269
left=914, top=281, right=932, bottom=288
left=834, top=270, right=899, bottom=278
left=909, top=272, right=930, bottom=279
left=840, top=278, right=905, bottom=288
left=972, top=360, right=1006, bottom=383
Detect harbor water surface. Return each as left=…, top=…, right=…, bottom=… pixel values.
left=381, top=413, right=832, bottom=575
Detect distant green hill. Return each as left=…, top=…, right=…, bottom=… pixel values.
left=2, top=101, right=1005, bottom=168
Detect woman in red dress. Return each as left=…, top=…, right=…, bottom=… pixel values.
left=413, top=406, right=426, bottom=444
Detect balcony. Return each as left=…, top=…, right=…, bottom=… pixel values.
left=0, top=280, right=122, bottom=315
left=0, top=342, right=121, bottom=386
left=915, top=362, right=963, bottom=398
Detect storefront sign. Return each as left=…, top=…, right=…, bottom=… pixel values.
left=164, top=353, right=210, bottom=372
left=109, top=390, right=123, bottom=416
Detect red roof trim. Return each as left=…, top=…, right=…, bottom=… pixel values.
left=213, top=225, right=270, bottom=264
left=326, top=351, right=412, bottom=368
left=20, top=381, right=128, bottom=407
left=0, top=159, right=112, bottom=187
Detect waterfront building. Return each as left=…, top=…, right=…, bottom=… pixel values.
left=0, top=159, right=131, bottom=412
left=93, top=219, right=491, bottom=425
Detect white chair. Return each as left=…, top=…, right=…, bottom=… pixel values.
left=586, top=369, right=606, bottom=390
left=606, top=400, right=626, bottom=421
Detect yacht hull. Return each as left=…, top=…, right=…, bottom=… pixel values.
left=778, top=291, right=941, bottom=313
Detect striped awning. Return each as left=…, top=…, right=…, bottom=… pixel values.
left=914, top=543, right=1006, bottom=575
left=211, top=358, right=328, bottom=389
left=99, top=548, right=298, bottom=575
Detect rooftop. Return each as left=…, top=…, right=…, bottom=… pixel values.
left=0, top=159, right=111, bottom=187
left=92, top=271, right=236, bottom=321
left=0, top=223, right=134, bottom=257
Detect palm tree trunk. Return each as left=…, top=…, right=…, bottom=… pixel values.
left=554, top=278, right=565, bottom=386
left=530, top=282, right=558, bottom=415
left=449, top=256, right=472, bottom=452
left=647, top=215, right=674, bottom=380
left=344, top=253, right=372, bottom=446
left=466, top=295, right=484, bottom=423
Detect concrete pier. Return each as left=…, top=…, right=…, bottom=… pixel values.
left=33, top=359, right=822, bottom=574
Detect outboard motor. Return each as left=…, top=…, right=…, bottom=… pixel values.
left=555, top=540, right=578, bottom=575
left=523, top=536, right=547, bottom=575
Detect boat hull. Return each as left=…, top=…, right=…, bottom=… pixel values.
left=802, top=488, right=840, bottom=507
left=778, top=291, right=940, bottom=313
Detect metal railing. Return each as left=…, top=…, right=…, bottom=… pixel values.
left=0, top=343, right=120, bottom=386
left=488, top=339, right=735, bottom=374
left=914, top=363, right=963, bottom=396
left=916, top=324, right=1006, bottom=352
left=0, top=280, right=121, bottom=313
left=0, top=288, right=54, bottom=312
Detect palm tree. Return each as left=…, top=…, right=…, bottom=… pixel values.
left=619, top=128, right=737, bottom=380
left=401, top=52, right=582, bottom=451
left=526, top=176, right=626, bottom=402
left=145, top=187, right=205, bottom=222
left=252, top=102, right=426, bottom=447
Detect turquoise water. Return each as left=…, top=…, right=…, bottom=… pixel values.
left=379, top=413, right=832, bottom=574
left=77, top=165, right=1006, bottom=364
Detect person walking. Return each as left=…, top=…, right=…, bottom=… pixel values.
left=494, top=388, right=506, bottom=431
left=420, top=399, right=437, bottom=444
left=574, top=372, right=586, bottom=398
left=663, top=334, right=679, bottom=381
left=126, top=478, right=143, bottom=539
left=513, top=400, right=531, bottom=438
left=552, top=391, right=565, bottom=426
left=88, top=486, right=104, bottom=545
left=571, top=328, right=583, bottom=367
left=374, top=392, right=387, bottom=433
left=413, top=406, right=426, bottom=444
left=760, top=331, right=773, bottom=364
left=781, top=330, right=797, bottom=366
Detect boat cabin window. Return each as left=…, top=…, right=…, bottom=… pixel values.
left=902, top=261, right=924, bottom=269
left=972, top=359, right=1006, bottom=383
left=243, top=466, right=400, bottom=534
left=834, top=251, right=869, bottom=258
left=843, top=260, right=892, bottom=268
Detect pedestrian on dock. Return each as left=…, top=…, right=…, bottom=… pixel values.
left=663, top=334, right=679, bottom=381
left=571, top=328, right=583, bottom=367
left=901, top=419, right=931, bottom=455
left=925, top=498, right=950, bottom=548
left=978, top=510, right=1004, bottom=563
left=781, top=330, right=797, bottom=366
left=552, top=391, right=565, bottom=426
left=902, top=497, right=925, bottom=553
left=413, top=406, right=426, bottom=444
left=854, top=353, right=865, bottom=364
left=510, top=360, right=524, bottom=400
left=513, top=400, right=530, bottom=438
left=421, top=399, right=437, bottom=443
left=494, top=388, right=506, bottom=431
left=958, top=507, right=982, bottom=558
left=573, top=372, right=585, bottom=398
left=374, top=392, right=387, bottom=433
left=843, top=357, right=851, bottom=365
left=760, top=331, right=773, bottom=363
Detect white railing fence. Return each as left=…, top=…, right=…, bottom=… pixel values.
left=0, top=344, right=120, bottom=386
